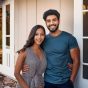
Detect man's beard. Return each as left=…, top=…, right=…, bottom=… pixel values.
left=48, top=25, right=59, bottom=33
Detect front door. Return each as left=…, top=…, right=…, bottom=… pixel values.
left=74, top=0, right=88, bottom=88
left=0, top=0, right=14, bottom=78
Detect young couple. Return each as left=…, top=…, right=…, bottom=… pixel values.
left=14, top=9, right=80, bottom=88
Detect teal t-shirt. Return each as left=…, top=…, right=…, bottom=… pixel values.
left=43, top=31, right=79, bottom=84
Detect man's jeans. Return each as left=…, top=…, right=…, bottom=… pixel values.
left=44, top=80, right=74, bottom=88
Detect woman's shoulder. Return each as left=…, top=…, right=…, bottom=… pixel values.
left=25, top=47, right=32, bottom=53
left=18, top=50, right=26, bottom=58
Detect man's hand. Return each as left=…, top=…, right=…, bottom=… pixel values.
left=22, top=64, right=29, bottom=73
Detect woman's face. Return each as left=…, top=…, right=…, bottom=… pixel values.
left=34, top=28, right=45, bottom=46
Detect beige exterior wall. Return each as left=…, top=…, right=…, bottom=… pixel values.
left=15, top=0, right=28, bottom=52
left=61, top=0, right=74, bottom=34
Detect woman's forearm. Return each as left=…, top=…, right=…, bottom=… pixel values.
left=14, top=72, right=29, bottom=88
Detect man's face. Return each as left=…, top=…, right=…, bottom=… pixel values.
left=45, top=15, right=59, bottom=33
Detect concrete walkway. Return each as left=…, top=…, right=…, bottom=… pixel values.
left=0, top=73, right=17, bottom=88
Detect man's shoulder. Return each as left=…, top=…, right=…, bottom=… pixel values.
left=62, top=31, right=74, bottom=38
left=46, top=34, right=50, bottom=39
left=62, top=31, right=72, bottom=36
left=46, top=34, right=50, bottom=37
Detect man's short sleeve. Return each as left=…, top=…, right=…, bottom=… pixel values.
left=68, top=36, right=79, bottom=49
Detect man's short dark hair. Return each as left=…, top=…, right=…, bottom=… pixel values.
left=43, top=9, right=60, bottom=21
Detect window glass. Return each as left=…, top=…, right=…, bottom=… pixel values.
left=0, top=7, right=2, bottom=64
left=83, top=0, right=88, bottom=79
left=6, top=4, right=10, bottom=48
left=83, top=0, right=88, bottom=10
left=83, top=12, right=88, bottom=36
left=83, top=65, right=88, bottom=79
left=83, top=39, right=88, bottom=63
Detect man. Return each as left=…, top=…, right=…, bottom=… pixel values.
left=42, top=9, right=80, bottom=88
left=23, top=9, right=80, bottom=88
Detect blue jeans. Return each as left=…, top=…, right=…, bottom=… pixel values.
left=44, top=80, right=74, bottom=88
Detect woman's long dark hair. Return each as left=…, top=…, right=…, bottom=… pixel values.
left=17, top=25, right=46, bottom=53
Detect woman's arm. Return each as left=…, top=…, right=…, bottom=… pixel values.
left=14, top=51, right=29, bottom=88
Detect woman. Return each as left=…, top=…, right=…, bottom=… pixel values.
left=14, top=25, right=47, bottom=88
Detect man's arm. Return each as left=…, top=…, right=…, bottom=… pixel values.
left=70, top=47, right=80, bottom=82
left=22, top=64, right=29, bottom=73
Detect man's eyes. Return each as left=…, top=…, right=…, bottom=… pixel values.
left=46, top=19, right=57, bottom=22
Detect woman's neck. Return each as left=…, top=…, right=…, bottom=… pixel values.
left=32, top=44, right=41, bottom=50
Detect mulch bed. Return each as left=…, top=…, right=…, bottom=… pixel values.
left=0, top=73, right=17, bottom=88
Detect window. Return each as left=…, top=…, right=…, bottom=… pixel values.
left=0, top=7, right=2, bottom=64
left=83, top=0, right=88, bottom=79
left=6, top=4, right=10, bottom=49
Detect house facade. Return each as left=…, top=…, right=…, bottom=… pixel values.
left=0, top=0, right=88, bottom=88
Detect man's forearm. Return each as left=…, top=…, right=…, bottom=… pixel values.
left=70, top=59, right=80, bottom=82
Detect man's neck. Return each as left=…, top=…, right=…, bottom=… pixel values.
left=50, top=29, right=62, bottom=37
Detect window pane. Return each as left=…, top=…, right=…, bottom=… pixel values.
left=6, top=4, right=10, bottom=49
left=83, top=65, right=88, bottom=79
left=6, top=4, right=10, bottom=35
left=6, top=37, right=10, bottom=49
left=83, top=12, right=88, bottom=36
left=83, top=0, right=88, bottom=10
left=83, top=39, right=88, bottom=63
left=0, top=8, right=2, bottom=64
